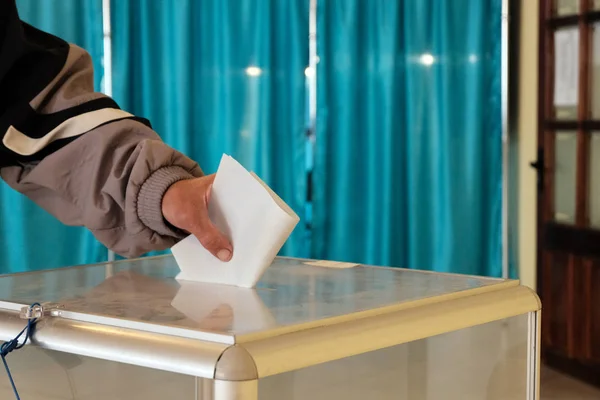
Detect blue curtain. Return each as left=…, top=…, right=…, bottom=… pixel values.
left=110, top=0, right=310, bottom=257
left=0, top=1, right=106, bottom=274
left=2, top=0, right=504, bottom=277
left=313, top=0, right=502, bottom=276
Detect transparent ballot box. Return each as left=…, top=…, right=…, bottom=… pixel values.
left=0, top=256, right=541, bottom=400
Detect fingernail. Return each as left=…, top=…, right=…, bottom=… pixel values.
left=217, top=249, right=231, bottom=262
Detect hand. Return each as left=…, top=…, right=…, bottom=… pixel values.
left=161, top=174, right=233, bottom=262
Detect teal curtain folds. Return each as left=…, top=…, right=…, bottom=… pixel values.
left=1, top=0, right=503, bottom=278
left=313, top=0, right=502, bottom=276
left=312, top=0, right=503, bottom=276
left=110, top=0, right=310, bottom=257
left=0, top=0, right=105, bottom=274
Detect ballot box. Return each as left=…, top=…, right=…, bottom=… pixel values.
left=0, top=256, right=540, bottom=400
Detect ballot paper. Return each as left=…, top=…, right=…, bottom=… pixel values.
left=171, top=154, right=300, bottom=288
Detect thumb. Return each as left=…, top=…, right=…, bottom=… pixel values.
left=191, top=215, right=233, bottom=262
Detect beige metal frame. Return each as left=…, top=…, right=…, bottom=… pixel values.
left=205, top=288, right=541, bottom=400
left=233, top=286, right=539, bottom=379
left=0, top=283, right=541, bottom=399
left=527, top=310, right=542, bottom=400
left=209, top=286, right=541, bottom=399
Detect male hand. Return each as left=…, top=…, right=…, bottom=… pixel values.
left=161, top=174, right=233, bottom=262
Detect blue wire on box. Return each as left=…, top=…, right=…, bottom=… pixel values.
left=1, top=303, right=40, bottom=400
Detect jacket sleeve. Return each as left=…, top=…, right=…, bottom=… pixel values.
left=0, top=44, right=203, bottom=258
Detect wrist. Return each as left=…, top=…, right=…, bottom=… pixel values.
left=137, top=166, right=196, bottom=237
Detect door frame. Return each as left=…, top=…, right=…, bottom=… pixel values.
left=535, top=0, right=600, bottom=387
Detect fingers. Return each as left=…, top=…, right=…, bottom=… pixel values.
left=191, top=215, right=233, bottom=262
left=202, top=174, right=216, bottom=186
left=162, top=174, right=232, bottom=262
left=205, top=183, right=213, bottom=204
left=203, top=174, right=215, bottom=203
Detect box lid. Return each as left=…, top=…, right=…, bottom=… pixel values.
left=0, top=256, right=542, bottom=380
left=0, top=255, right=509, bottom=344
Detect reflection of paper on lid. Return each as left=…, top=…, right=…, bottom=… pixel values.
left=171, top=154, right=300, bottom=288
left=171, top=280, right=276, bottom=333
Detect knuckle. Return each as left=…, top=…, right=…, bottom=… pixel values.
left=198, top=233, right=222, bottom=250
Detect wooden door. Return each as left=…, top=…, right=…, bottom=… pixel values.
left=536, top=0, right=600, bottom=387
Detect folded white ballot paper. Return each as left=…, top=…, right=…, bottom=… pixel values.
left=171, top=154, right=300, bottom=288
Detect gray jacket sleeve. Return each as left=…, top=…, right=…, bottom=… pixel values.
left=0, top=44, right=202, bottom=258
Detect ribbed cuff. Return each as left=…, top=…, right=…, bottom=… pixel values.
left=137, top=166, right=195, bottom=237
